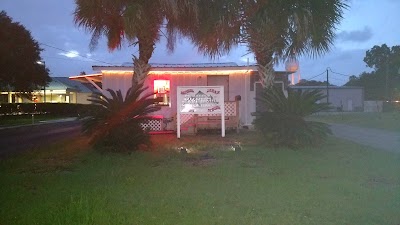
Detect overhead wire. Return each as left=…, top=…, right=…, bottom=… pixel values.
left=39, top=42, right=116, bottom=66
left=304, top=70, right=326, bottom=80
left=41, top=55, right=98, bottom=63
left=329, top=68, right=352, bottom=77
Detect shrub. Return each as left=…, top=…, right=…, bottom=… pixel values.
left=81, top=83, right=160, bottom=152
left=254, top=87, right=331, bottom=148
left=0, top=103, right=96, bottom=116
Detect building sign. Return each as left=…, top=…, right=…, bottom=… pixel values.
left=178, top=86, right=223, bottom=113
left=177, top=86, right=225, bottom=138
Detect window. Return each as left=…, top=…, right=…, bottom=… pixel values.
left=154, top=79, right=170, bottom=106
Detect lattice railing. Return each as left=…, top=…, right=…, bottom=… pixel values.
left=179, top=114, right=195, bottom=125
left=198, top=101, right=237, bottom=117
left=140, top=118, right=162, bottom=131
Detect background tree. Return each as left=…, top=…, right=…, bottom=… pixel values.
left=0, top=11, right=50, bottom=92
left=295, top=79, right=332, bottom=86
left=345, top=44, right=400, bottom=100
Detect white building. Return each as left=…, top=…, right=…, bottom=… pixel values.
left=289, top=86, right=364, bottom=112
left=70, top=63, right=291, bottom=132
left=0, top=77, right=98, bottom=104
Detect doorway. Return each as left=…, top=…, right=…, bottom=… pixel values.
left=207, top=75, right=229, bottom=101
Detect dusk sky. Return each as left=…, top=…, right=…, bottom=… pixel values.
left=1, top=0, right=399, bottom=85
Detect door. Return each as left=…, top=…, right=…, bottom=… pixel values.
left=207, top=75, right=229, bottom=101
left=347, top=99, right=353, bottom=111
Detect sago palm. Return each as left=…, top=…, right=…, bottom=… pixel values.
left=81, top=82, right=160, bottom=151
left=254, top=87, right=332, bottom=148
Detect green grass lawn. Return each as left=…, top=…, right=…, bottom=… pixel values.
left=0, top=114, right=69, bottom=127
left=0, top=133, right=399, bottom=225
left=309, top=112, right=400, bottom=132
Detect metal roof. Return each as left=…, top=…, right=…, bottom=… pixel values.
left=48, top=77, right=96, bottom=93
left=119, top=62, right=240, bottom=68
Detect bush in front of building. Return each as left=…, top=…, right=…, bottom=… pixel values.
left=81, top=83, right=160, bottom=152
left=254, top=87, right=332, bottom=148
left=383, top=101, right=400, bottom=112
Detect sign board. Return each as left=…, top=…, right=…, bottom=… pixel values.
left=177, top=86, right=225, bottom=138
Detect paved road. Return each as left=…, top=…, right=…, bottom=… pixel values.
left=0, top=120, right=82, bottom=157
left=330, top=124, right=400, bottom=153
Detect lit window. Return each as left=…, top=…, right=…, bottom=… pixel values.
left=154, top=80, right=170, bottom=106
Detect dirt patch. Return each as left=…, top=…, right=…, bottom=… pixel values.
left=148, top=130, right=262, bottom=153
left=184, top=153, right=217, bottom=167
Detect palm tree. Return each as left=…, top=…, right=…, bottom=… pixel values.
left=73, top=0, right=196, bottom=85
left=182, top=0, right=348, bottom=88
left=244, top=0, right=348, bottom=87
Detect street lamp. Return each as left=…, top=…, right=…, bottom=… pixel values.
left=36, top=61, right=46, bottom=103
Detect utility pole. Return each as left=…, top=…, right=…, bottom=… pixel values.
left=385, top=60, right=389, bottom=102
left=326, top=68, right=329, bottom=104
left=43, top=61, right=46, bottom=103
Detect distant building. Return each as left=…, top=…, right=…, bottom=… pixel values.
left=289, top=86, right=364, bottom=112
left=0, top=77, right=98, bottom=104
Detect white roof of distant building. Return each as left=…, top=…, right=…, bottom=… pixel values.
left=290, top=86, right=363, bottom=89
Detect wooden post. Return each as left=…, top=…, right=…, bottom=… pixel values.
left=236, top=99, right=240, bottom=133
left=221, top=86, right=225, bottom=137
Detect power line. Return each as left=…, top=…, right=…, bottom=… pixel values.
left=329, top=68, right=352, bottom=77
left=39, top=42, right=116, bottom=66
left=305, top=71, right=326, bottom=80
left=41, top=55, right=97, bottom=63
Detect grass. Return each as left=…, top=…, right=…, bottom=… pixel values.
left=0, top=133, right=400, bottom=225
left=309, top=112, right=400, bottom=132
left=0, top=114, right=69, bottom=127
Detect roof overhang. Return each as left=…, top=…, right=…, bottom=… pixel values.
left=69, top=66, right=291, bottom=83
left=69, top=73, right=102, bottom=83
left=92, top=65, right=259, bottom=75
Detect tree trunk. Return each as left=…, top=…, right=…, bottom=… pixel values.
left=132, top=56, right=151, bottom=86
left=132, top=36, right=155, bottom=86
left=255, top=53, right=275, bottom=88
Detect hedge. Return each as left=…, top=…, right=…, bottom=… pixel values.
left=383, top=101, right=400, bottom=112
left=0, top=103, right=101, bottom=117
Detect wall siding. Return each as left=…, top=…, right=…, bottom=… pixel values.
left=101, top=72, right=256, bottom=127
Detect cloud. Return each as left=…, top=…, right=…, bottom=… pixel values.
left=337, top=26, right=373, bottom=43
left=58, top=50, right=80, bottom=58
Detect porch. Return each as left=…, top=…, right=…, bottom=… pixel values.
left=141, top=100, right=240, bottom=135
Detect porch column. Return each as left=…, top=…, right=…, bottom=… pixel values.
left=8, top=92, right=12, bottom=103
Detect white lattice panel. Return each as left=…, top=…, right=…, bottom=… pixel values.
left=180, top=114, right=194, bottom=125
left=140, top=119, right=162, bottom=131
left=198, top=102, right=237, bottom=117
left=225, top=102, right=236, bottom=116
